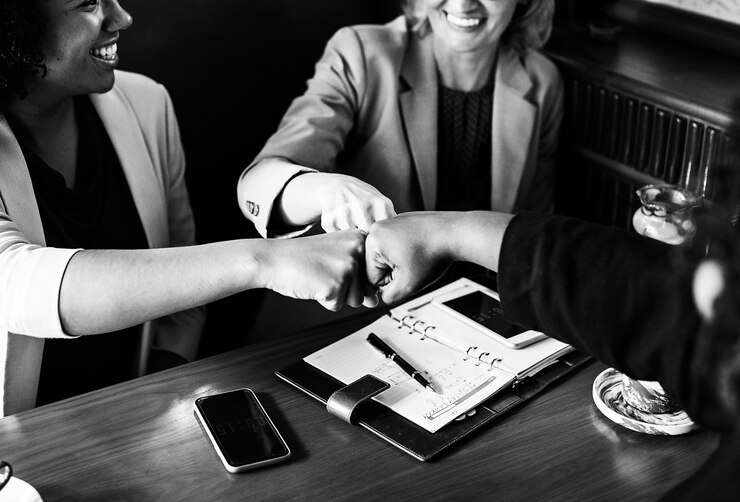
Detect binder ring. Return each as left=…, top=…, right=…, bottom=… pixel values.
left=422, top=325, right=436, bottom=339
left=401, top=315, right=415, bottom=328
left=464, top=346, right=478, bottom=361
left=412, top=320, right=426, bottom=331
left=487, top=357, right=502, bottom=371
left=476, top=352, right=490, bottom=367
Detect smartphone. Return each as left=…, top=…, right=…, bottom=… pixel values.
left=432, top=287, right=546, bottom=349
left=194, top=388, right=291, bottom=473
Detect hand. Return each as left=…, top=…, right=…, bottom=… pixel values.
left=365, top=212, right=454, bottom=305
left=260, top=229, right=369, bottom=311
left=315, top=173, right=396, bottom=233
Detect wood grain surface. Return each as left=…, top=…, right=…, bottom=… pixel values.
left=0, top=310, right=718, bottom=501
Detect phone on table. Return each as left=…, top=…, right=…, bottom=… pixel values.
left=431, top=287, right=547, bottom=349
left=194, top=388, right=291, bottom=473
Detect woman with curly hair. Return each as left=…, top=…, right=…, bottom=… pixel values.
left=0, top=0, right=369, bottom=416
left=237, top=0, right=563, bottom=240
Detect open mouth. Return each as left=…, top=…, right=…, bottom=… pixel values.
left=90, top=42, right=118, bottom=63
left=445, top=11, right=484, bottom=29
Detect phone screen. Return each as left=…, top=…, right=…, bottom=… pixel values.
left=195, top=389, right=289, bottom=467
left=441, top=291, right=524, bottom=339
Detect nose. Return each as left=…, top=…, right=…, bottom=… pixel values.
left=103, top=0, right=133, bottom=32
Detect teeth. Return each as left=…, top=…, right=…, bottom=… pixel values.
left=90, top=43, right=117, bottom=60
left=446, top=13, right=482, bottom=28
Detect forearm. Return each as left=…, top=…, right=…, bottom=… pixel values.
left=497, top=212, right=700, bottom=383
left=59, top=240, right=267, bottom=335
left=447, top=211, right=515, bottom=271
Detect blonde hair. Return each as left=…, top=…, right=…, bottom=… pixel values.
left=402, top=0, right=555, bottom=54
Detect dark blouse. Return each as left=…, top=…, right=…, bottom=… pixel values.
left=436, top=81, right=493, bottom=211
left=436, top=82, right=495, bottom=283
left=9, top=96, right=148, bottom=405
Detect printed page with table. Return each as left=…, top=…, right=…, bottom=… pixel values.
left=304, top=278, right=573, bottom=433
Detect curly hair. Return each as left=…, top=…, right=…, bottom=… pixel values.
left=402, top=0, right=555, bottom=54
left=0, top=0, right=46, bottom=102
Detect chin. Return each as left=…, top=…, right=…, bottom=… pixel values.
left=94, top=74, right=117, bottom=94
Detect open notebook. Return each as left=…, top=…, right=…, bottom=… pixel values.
left=304, top=278, right=573, bottom=433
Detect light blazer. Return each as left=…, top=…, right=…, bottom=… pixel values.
left=238, top=16, right=564, bottom=237
left=0, top=71, right=204, bottom=416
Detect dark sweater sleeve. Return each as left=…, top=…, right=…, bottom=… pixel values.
left=497, top=212, right=701, bottom=402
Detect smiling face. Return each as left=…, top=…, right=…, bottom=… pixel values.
left=424, top=0, right=519, bottom=56
left=34, top=0, right=132, bottom=100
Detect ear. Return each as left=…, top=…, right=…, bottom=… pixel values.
left=693, top=260, right=725, bottom=321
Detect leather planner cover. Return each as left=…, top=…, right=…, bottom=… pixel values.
left=276, top=349, right=591, bottom=461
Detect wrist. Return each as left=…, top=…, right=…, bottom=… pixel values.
left=280, top=172, right=326, bottom=226
left=437, top=212, right=467, bottom=262
left=239, top=239, right=274, bottom=292
left=451, top=211, right=514, bottom=271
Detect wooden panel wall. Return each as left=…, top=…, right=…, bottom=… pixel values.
left=545, top=22, right=740, bottom=229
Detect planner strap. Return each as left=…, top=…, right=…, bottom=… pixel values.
left=326, top=374, right=390, bottom=425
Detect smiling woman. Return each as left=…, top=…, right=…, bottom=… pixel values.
left=237, top=0, right=563, bottom=297
left=237, top=0, right=562, bottom=236
left=33, top=0, right=131, bottom=99
left=0, top=0, right=371, bottom=416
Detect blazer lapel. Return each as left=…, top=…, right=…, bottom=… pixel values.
left=491, top=46, right=536, bottom=212
left=0, top=117, right=45, bottom=245
left=90, top=91, right=167, bottom=248
left=399, top=31, right=438, bottom=210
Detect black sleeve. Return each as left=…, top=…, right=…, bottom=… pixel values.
left=497, top=211, right=701, bottom=401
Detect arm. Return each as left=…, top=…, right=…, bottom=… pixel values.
left=366, top=210, right=699, bottom=387
left=365, top=211, right=514, bottom=304
left=497, top=211, right=699, bottom=385
left=0, top=218, right=367, bottom=337
left=59, top=230, right=367, bottom=335
left=274, top=168, right=394, bottom=233
left=237, top=27, right=395, bottom=237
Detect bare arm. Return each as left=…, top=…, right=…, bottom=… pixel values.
left=60, top=230, right=367, bottom=335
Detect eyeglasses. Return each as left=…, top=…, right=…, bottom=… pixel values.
left=0, top=461, right=12, bottom=492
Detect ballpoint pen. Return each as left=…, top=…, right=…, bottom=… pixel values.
left=366, top=332, right=437, bottom=393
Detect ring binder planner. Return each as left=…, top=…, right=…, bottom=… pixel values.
left=389, top=310, right=534, bottom=376
left=276, top=278, right=591, bottom=461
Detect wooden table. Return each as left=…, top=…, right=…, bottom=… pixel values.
left=0, top=310, right=718, bottom=501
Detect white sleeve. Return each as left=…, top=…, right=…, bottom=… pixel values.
left=0, top=211, right=80, bottom=338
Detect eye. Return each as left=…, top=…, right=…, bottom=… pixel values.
left=78, top=0, right=100, bottom=10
